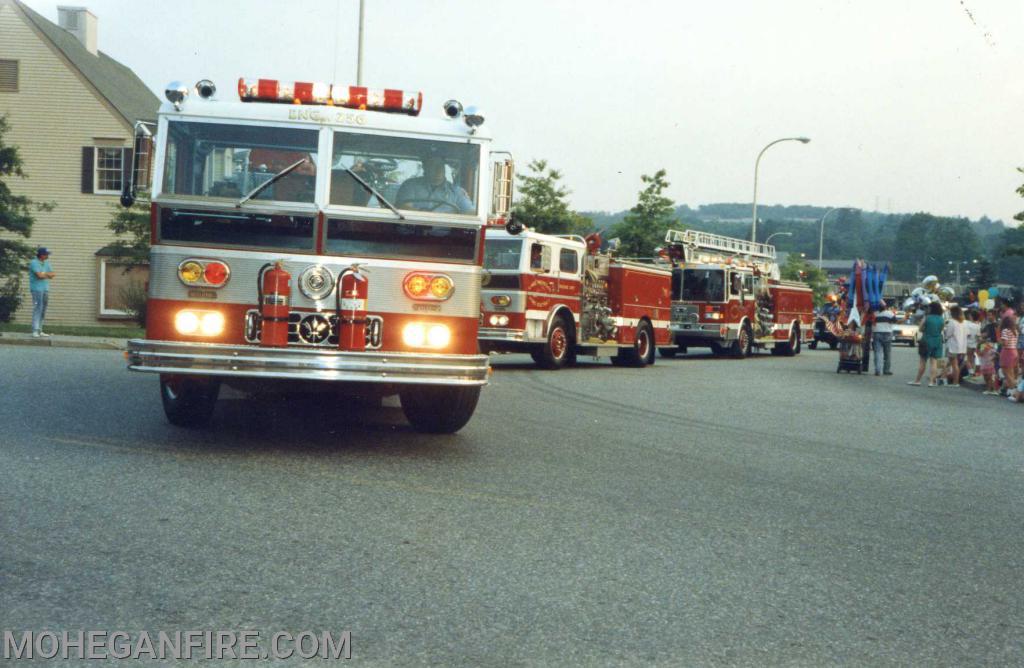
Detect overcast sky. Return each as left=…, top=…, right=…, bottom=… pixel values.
left=24, top=0, right=1024, bottom=222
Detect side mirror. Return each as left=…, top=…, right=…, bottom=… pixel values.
left=505, top=212, right=524, bottom=236
left=120, top=121, right=155, bottom=208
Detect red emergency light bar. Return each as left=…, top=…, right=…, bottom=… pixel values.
left=238, top=77, right=423, bottom=116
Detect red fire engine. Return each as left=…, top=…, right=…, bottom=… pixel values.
left=122, top=76, right=508, bottom=433
left=662, top=229, right=814, bottom=357
left=479, top=225, right=672, bottom=368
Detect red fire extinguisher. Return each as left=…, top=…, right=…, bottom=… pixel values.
left=258, top=261, right=291, bottom=347
left=336, top=265, right=369, bottom=352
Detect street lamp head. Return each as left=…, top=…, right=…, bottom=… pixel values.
left=796, top=137, right=811, bottom=144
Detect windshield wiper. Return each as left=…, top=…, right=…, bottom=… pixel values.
left=237, top=157, right=309, bottom=207
left=342, top=166, right=405, bottom=220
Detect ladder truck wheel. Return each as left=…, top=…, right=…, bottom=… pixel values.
left=160, top=375, right=220, bottom=427
left=400, top=385, right=481, bottom=434
left=531, top=314, right=574, bottom=369
left=730, top=323, right=754, bottom=359
left=612, top=320, right=656, bottom=367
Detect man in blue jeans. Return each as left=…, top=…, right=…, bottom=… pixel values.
left=28, top=247, right=55, bottom=337
left=873, top=300, right=895, bottom=375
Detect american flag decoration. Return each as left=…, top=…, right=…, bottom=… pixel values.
left=238, top=78, right=422, bottom=116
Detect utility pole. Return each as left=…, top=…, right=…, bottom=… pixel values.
left=356, top=0, right=365, bottom=85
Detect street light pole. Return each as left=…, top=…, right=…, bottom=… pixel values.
left=751, top=136, right=811, bottom=242
left=818, top=207, right=838, bottom=269
left=356, top=0, right=366, bottom=85
left=764, top=231, right=793, bottom=246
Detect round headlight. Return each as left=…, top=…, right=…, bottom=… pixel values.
left=175, top=310, right=200, bottom=334
left=427, top=324, right=451, bottom=348
left=405, top=274, right=429, bottom=298
left=430, top=276, right=453, bottom=299
left=299, top=265, right=335, bottom=300
left=203, top=261, right=229, bottom=286
left=179, top=261, right=203, bottom=284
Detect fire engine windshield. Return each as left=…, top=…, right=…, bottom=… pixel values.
left=681, top=268, right=726, bottom=302
left=483, top=239, right=523, bottom=270
left=330, top=132, right=479, bottom=215
left=162, top=121, right=319, bottom=203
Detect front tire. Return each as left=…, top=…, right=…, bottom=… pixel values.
left=531, top=315, right=574, bottom=369
left=160, top=375, right=220, bottom=427
left=400, top=385, right=481, bottom=434
left=612, top=320, right=656, bottom=367
left=730, top=324, right=754, bottom=359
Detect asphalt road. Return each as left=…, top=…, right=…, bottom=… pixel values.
left=2, top=344, right=1023, bottom=666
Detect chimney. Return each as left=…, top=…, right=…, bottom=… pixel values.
left=57, top=6, right=98, bottom=55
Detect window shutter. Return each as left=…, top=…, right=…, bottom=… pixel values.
left=121, top=148, right=134, bottom=193
left=81, top=147, right=94, bottom=194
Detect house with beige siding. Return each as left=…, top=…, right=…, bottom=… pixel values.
left=0, top=0, right=157, bottom=327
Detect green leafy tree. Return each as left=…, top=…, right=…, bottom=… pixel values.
left=1015, top=167, right=1024, bottom=224
left=780, top=254, right=829, bottom=305
left=107, top=198, right=150, bottom=267
left=610, top=169, right=678, bottom=257
left=512, top=159, right=583, bottom=235
left=0, top=115, right=54, bottom=322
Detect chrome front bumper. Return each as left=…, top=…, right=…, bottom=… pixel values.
left=127, top=339, right=490, bottom=386
left=478, top=328, right=527, bottom=342
left=670, top=323, right=733, bottom=341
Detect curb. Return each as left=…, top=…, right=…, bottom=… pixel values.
left=0, top=334, right=126, bottom=351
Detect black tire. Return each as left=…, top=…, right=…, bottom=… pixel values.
left=160, top=375, right=220, bottom=427
left=400, top=385, right=481, bottom=434
left=776, top=325, right=799, bottom=357
left=794, top=328, right=802, bottom=355
left=730, top=324, right=754, bottom=359
left=612, top=320, right=656, bottom=368
left=532, top=315, right=574, bottom=369
left=658, top=347, right=677, bottom=358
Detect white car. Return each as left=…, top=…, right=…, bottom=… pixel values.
left=893, top=320, right=920, bottom=346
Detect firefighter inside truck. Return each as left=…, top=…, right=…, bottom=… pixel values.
left=396, top=155, right=474, bottom=214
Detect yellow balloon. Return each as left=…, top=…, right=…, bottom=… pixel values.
left=979, top=289, right=989, bottom=305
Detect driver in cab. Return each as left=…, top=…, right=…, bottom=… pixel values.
left=396, top=155, right=473, bottom=213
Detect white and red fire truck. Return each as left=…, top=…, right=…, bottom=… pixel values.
left=123, top=77, right=509, bottom=433
left=662, top=229, right=814, bottom=357
left=479, top=226, right=673, bottom=368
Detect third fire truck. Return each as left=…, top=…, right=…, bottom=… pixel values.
left=663, top=229, right=814, bottom=358
left=479, top=226, right=672, bottom=368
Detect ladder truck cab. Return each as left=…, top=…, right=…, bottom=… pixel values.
left=479, top=225, right=672, bottom=369
left=122, top=75, right=507, bottom=433
left=663, top=229, right=814, bottom=358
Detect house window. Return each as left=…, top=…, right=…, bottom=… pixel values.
left=99, top=259, right=148, bottom=317
left=95, top=147, right=125, bottom=194
left=0, top=60, right=17, bottom=92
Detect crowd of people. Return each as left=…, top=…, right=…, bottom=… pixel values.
left=902, top=297, right=1022, bottom=399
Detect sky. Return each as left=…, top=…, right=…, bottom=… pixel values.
left=21, top=0, right=1024, bottom=223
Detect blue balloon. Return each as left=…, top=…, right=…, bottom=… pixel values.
left=989, top=286, right=1000, bottom=298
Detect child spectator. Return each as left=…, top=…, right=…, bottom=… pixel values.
left=999, top=315, right=1019, bottom=393
left=978, top=338, right=998, bottom=395
left=964, top=310, right=980, bottom=376
left=943, top=306, right=966, bottom=387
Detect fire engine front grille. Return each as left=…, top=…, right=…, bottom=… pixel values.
left=672, top=304, right=699, bottom=324
left=244, top=310, right=382, bottom=349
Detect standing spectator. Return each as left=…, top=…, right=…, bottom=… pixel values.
left=921, top=301, right=946, bottom=387
left=873, top=300, right=895, bottom=376
left=964, top=310, right=981, bottom=377
left=28, top=247, right=55, bottom=338
left=978, top=338, right=998, bottom=395
left=943, top=306, right=967, bottom=387
left=999, top=315, right=1019, bottom=393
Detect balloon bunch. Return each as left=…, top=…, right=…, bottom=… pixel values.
left=901, top=274, right=956, bottom=312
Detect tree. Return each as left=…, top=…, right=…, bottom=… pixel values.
left=609, top=169, right=678, bottom=257
left=512, top=159, right=583, bottom=235
left=0, top=115, right=53, bottom=322
left=107, top=198, right=150, bottom=267
left=1015, top=167, right=1024, bottom=223
left=780, top=254, right=829, bottom=306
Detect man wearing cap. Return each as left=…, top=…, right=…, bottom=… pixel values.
left=28, top=247, right=55, bottom=337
